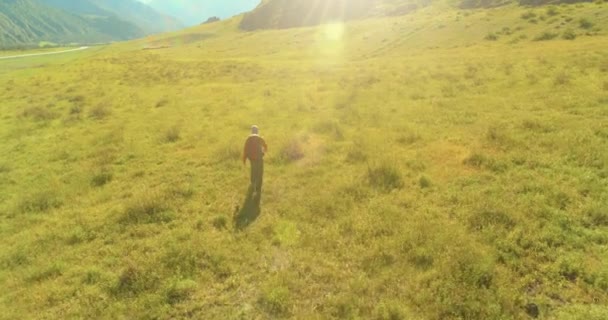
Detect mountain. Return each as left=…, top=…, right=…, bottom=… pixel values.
left=0, top=0, right=143, bottom=47
left=41, top=0, right=183, bottom=34
left=142, top=0, right=260, bottom=26
left=0, top=0, right=183, bottom=48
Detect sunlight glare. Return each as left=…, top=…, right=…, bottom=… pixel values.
left=324, top=22, right=345, bottom=41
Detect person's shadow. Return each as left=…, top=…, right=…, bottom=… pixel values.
left=233, top=186, right=261, bottom=230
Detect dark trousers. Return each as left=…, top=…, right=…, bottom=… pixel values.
left=250, top=159, right=264, bottom=192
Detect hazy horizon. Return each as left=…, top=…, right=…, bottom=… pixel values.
left=137, top=0, right=260, bottom=25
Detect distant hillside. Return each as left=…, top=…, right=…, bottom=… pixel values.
left=461, top=0, right=592, bottom=8
left=240, top=0, right=594, bottom=29
left=0, top=0, right=183, bottom=48
left=240, top=0, right=430, bottom=30
left=40, top=0, right=183, bottom=34
left=0, top=0, right=143, bottom=47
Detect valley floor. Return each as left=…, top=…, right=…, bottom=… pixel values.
left=0, top=3, right=607, bottom=319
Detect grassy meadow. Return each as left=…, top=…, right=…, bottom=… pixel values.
left=1, top=2, right=607, bottom=319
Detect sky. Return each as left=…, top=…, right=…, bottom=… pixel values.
left=138, top=0, right=261, bottom=26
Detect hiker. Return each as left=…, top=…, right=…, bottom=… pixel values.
left=242, top=125, right=268, bottom=193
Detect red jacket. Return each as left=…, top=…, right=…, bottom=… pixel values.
left=243, top=135, right=268, bottom=163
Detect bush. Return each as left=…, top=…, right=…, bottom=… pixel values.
left=312, top=120, right=344, bottom=140
left=534, top=32, right=558, bottom=41
left=91, top=170, right=113, bottom=187
left=579, top=18, right=594, bottom=29
left=397, top=132, right=421, bottom=145
left=522, top=119, right=551, bottom=132
left=215, top=144, right=241, bottom=163
left=486, top=126, right=512, bottom=148
left=163, top=126, right=180, bottom=143
left=155, top=98, right=169, bottom=108
left=521, top=11, right=536, bottom=20
left=0, top=163, right=10, bottom=174
left=27, top=263, right=64, bottom=282
left=18, top=190, right=62, bottom=213
left=165, top=279, right=197, bottom=305
left=484, top=33, right=499, bottom=41
left=259, top=284, right=291, bottom=316
left=69, top=105, right=84, bottom=115
left=280, top=139, right=304, bottom=163
left=89, top=104, right=110, bottom=120
left=419, top=175, right=432, bottom=189
left=68, top=95, right=85, bottom=104
left=113, top=264, right=158, bottom=296
left=346, top=148, right=367, bottom=163
left=162, top=245, right=204, bottom=278
left=585, top=206, right=608, bottom=227
left=374, top=302, right=408, bottom=320
left=368, top=164, right=403, bottom=191
left=554, top=71, right=570, bottom=86
left=22, top=106, right=56, bottom=121
left=562, top=29, right=577, bottom=40
left=468, top=210, right=516, bottom=232
left=463, top=152, right=488, bottom=168
left=212, top=215, right=228, bottom=230
left=546, top=6, right=559, bottom=16
left=120, top=190, right=173, bottom=224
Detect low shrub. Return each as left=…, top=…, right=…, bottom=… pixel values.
left=546, top=6, right=559, bottom=16
left=69, top=105, right=84, bottom=115
left=346, top=148, right=367, bottom=163
left=485, top=33, right=499, bottom=41
left=279, top=138, right=304, bottom=163
left=579, top=18, right=594, bottom=29
left=18, top=190, right=62, bottom=213
left=113, top=263, right=158, bottom=296
left=27, top=263, right=64, bottom=283
left=397, top=132, right=421, bottom=145
left=215, top=144, right=242, bottom=163
left=212, top=215, right=228, bottom=230
left=374, top=301, right=408, bottom=320
left=91, top=170, right=113, bottom=187
left=165, top=279, right=197, bottom=305
left=22, top=106, right=56, bottom=121
left=468, top=210, right=516, bottom=232
left=120, top=190, right=173, bottom=224
left=585, top=205, right=608, bottom=227
left=534, top=32, right=558, bottom=41
left=312, top=120, right=344, bottom=140
left=163, top=126, right=181, bottom=143
left=259, top=284, right=291, bottom=316
left=463, top=152, right=488, bottom=168
left=419, top=175, right=432, bottom=189
left=562, top=29, right=577, bottom=40
left=368, top=163, right=403, bottom=191
left=155, top=98, right=169, bottom=108
left=554, top=71, right=570, bottom=86
left=68, top=95, right=85, bottom=104
left=521, top=11, right=536, bottom=20
left=89, top=104, right=110, bottom=120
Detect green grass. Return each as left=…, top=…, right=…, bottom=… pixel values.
left=0, top=2, right=607, bottom=319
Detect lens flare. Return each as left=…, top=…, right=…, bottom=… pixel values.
left=324, top=22, right=345, bottom=41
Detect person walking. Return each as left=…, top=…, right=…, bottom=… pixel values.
left=242, top=125, right=268, bottom=194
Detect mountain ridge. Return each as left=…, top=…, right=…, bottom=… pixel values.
left=0, top=0, right=183, bottom=48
